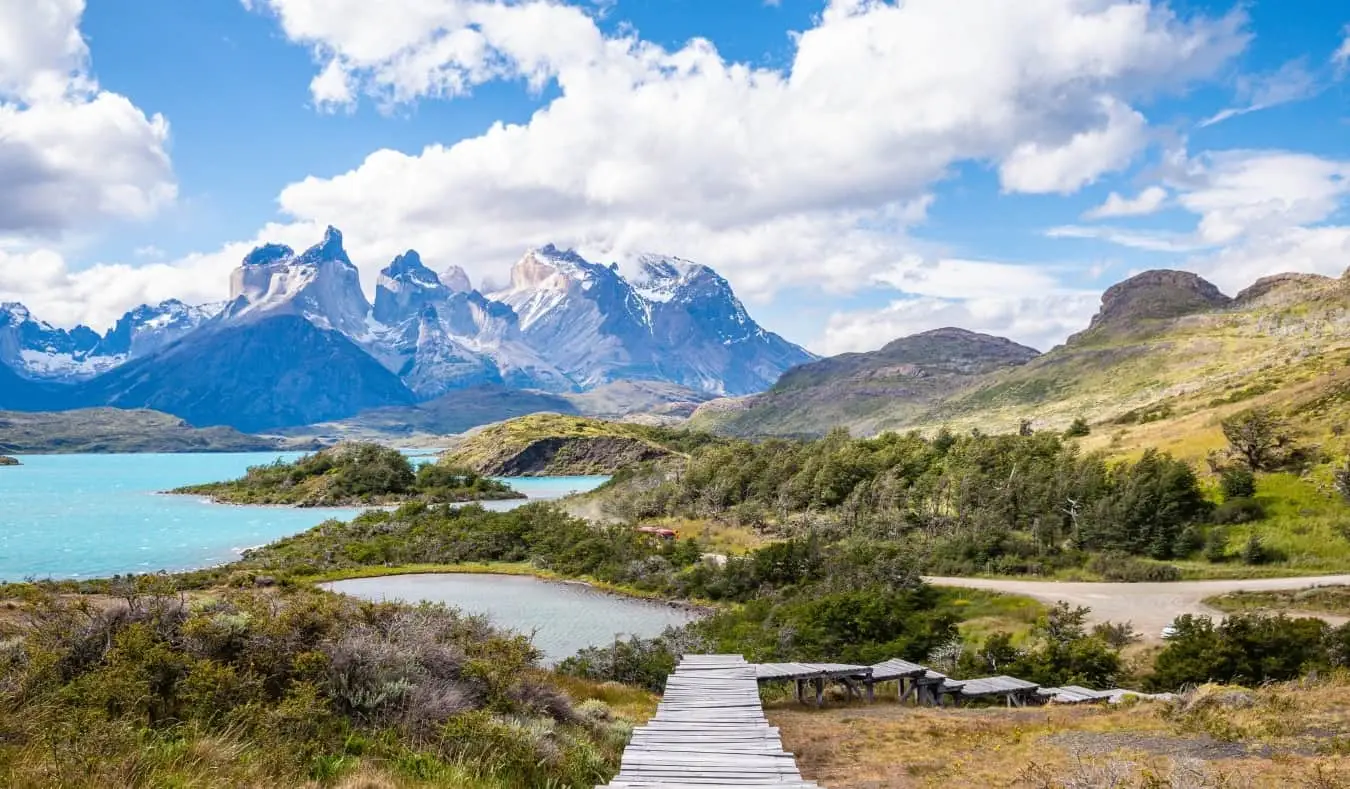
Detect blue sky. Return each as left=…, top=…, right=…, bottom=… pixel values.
left=1, top=0, right=1347, bottom=353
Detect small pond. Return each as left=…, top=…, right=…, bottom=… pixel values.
left=322, top=573, right=700, bottom=664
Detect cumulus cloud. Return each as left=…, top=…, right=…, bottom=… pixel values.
left=0, top=222, right=325, bottom=331
left=1084, top=185, right=1169, bottom=219
left=241, top=0, right=1248, bottom=303
left=0, top=0, right=175, bottom=239
left=10, top=0, right=1256, bottom=339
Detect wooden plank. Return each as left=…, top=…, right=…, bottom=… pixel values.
left=599, top=654, right=814, bottom=789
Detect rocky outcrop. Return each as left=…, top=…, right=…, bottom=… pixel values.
left=0, top=455, right=19, bottom=466
left=482, top=435, right=673, bottom=476
left=1069, top=270, right=1232, bottom=344
left=1234, top=273, right=1336, bottom=307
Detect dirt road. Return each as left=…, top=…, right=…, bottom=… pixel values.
left=927, top=574, right=1350, bottom=638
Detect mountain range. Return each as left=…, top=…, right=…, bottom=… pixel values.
left=0, top=227, right=814, bottom=431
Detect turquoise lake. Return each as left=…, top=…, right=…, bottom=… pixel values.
left=0, top=453, right=607, bottom=582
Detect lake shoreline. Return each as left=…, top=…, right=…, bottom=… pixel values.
left=307, top=562, right=716, bottom=616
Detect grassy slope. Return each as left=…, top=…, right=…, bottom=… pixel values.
left=916, top=275, right=1350, bottom=460
left=172, top=443, right=521, bottom=506
left=770, top=679, right=1350, bottom=788
left=0, top=408, right=293, bottom=453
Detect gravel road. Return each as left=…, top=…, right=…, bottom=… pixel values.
left=926, top=574, right=1350, bottom=638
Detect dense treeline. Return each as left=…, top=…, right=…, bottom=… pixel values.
left=606, top=428, right=1214, bottom=575
left=0, top=582, right=629, bottom=788
left=172, top=442, right=520, bottom=506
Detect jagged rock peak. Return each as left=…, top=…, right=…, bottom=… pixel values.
left=1071, top=269, right=1231, bottom=343
left=440, top=265, right=472, bottom=293
left=296, top=225, right=353, bottom=267
left=382, top=250, right=439, bottom=286
left=510, top=244, right=598, bottom=289
left=243, top=243, right=295, bottom=267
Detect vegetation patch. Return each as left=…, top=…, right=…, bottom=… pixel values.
left=441, top=414, right=722, bottom=476
left=171, top=442, right=521, bottom=506
left=1204, top=585, right=1350, bottom=617
left=0, top=581, right=630, bottom=788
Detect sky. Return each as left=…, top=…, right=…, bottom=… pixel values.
left=0, top=0, right=1347, bottom=355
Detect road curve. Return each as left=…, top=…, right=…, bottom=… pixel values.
left=926, top=574, right=1350, bottom=639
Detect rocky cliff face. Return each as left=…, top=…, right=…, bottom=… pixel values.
left=225, top=226, right=372, bottom=339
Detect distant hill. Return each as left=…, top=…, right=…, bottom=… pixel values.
left=0, top=408, right=294, bottom=453
left=688, top=328, right=1040, bottom=436
left=687, top=267, right=1350, bottom=461
left=439, top=413, right=721, bottom=476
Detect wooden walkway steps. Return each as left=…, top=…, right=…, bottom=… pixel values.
left=599, top=654, right=820, bottom=788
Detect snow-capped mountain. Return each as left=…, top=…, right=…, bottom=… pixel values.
left=0, top=226, right=814, bottom=430
left=1, top=298, right=224, bottom=382
left=94, top=299, right=224, bottom=359
left=370, top=249, right=574, bottom=398
left=489, top=245, right=816, bottom=394
left=224, top=226, right=372, bottom=339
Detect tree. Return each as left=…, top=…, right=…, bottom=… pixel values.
left=1220, top=408, right=1289, bottom=471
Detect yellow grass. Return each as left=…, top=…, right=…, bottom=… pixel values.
left=768, top=676, right=1350, bottom=787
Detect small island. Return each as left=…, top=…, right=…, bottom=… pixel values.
left=0, top=454, right=20, bottom=466
left=170, top=442, right=523, bottom=507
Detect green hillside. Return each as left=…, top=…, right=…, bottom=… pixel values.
left=440, top=413, right=723, bottom=476
left=695, top=269, right=1350, bottom=464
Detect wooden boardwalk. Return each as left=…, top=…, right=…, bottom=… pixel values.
left=599, top=654, right=820, bottom=788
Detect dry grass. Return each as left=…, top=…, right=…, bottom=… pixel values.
left=768, top=676, right=1350, bottom=788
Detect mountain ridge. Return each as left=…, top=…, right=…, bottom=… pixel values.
left=0, top=227, right=813, bottom=431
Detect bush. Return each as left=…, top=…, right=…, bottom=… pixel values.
left=1204, top=529, right=1228, bottom=563
left=1063, top=417, right=1091, bottom=438
left=1242, top=534, right=1276, bottom=566
left=1149, top=613, right=1333, bottom=690
left=1212, top=497, right=1266, bottom=525
left=1219, top=467, right=1257, bottom=500
left=1086, top=553, right=1181, bottom=582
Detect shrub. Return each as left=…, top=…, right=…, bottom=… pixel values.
left=1219, top=467, right=1257, bottom=500
left=1212, top=497, right=1266, bottom=525
left=1063, top=417, right=1091, bottom=438
left=1086, top=553, right=1181, bottom=582
left=1242, top=534, right=1276, bottom=566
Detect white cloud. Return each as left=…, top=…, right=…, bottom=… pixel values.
left=1187, top=225, right=1350, bottom=294
left=0, top=222, right=323, bottom=331
left=247, top=0, right=1247, bottom=300
left=999, top=98, right=1149, bottom=194
left=1334, top=26, right=1349, bottom=76
left=1083, top=185, right=1169, bottom=219
left=0, top=0, right=175, bottom=238
left=1053, top=150, right=1350, bottom=253
left=1198, top=59, right=1319, bottom=128
left=1045, top=224, right=1204, bottom=253
left=871, top=257, right=1063, bottom=301
left=1178, top=151, right=1350, bottom=245
left=815, top=291, right=1102, bottom=356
